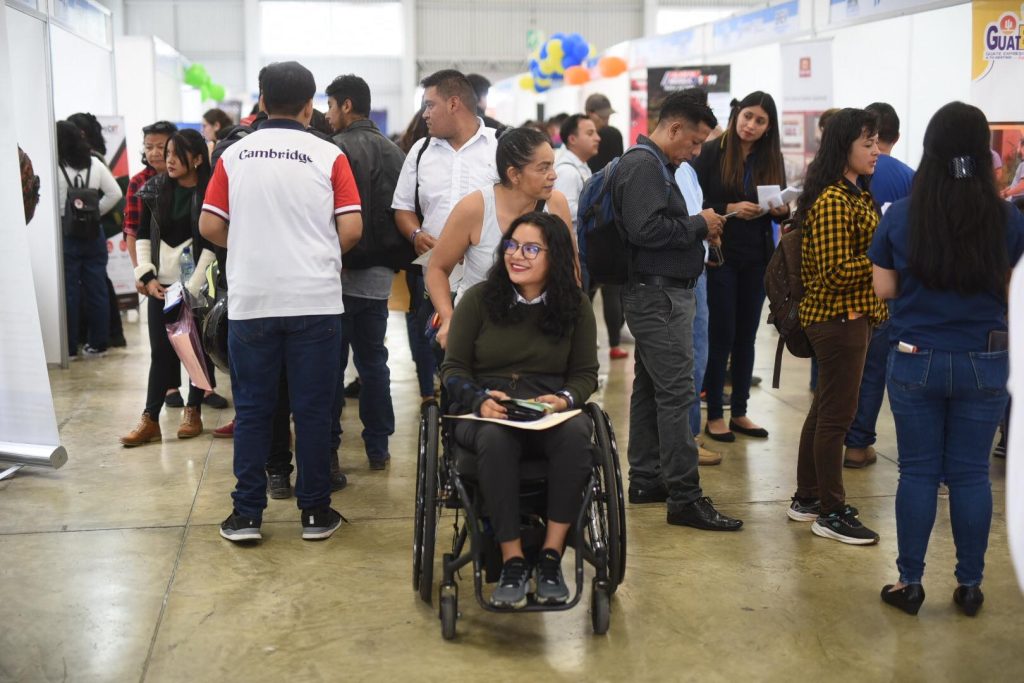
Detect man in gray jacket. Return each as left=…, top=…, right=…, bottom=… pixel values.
left=326, top=74, right=407, bottom=471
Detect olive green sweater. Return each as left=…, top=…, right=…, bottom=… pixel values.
left=441, top=285, right=598, bottom=413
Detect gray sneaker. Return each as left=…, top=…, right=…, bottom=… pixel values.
left=220, top=511, right=262, bottom=543
left=535, top=549, right=570, bottom=604
left=490, top=557, right=530, bottom=609
left=301, top=506, right=344, bottom=540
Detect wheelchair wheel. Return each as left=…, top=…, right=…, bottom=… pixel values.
left=588, top=403, right=626, bottom=593
left=414, top=403, right=441, bottom=604
left=440, top=592, right=457, bottom=640
left=591, top=580, right=611, bottom=635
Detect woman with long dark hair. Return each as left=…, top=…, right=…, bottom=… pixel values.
left=426, top=126, right=574, bottom=348
left=870, top=102, right=1024, bottom=616
left=693, top=91, right=788, bottom=442
left=788, top=108, right=886, bottom=545
left=56, top=120, right=123, bottom=358
left=120, top=129, right=217, bottom=446
left=441, top=211, right=598, bottom=609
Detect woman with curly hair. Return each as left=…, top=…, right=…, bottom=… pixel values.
left=441, top=211, right=598, bottom=609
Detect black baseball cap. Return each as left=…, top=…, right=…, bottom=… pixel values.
left=142, top=121, right=177, bottom=135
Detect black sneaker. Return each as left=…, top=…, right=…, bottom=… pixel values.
left=812, top=510, right=879, bottom=545
left=164, top=391, right=184, bottom=408
left=267, top=472, right=292, bottom=499
left=203, top=392, right=229, bottom=409
left=628, top=481, right=668, bottom=504
left=301, top=506, right=344, bottom=540
left=368, top=453, right=391, bottom=470
left=789, top=497, right=860, bottom=522
left=330, top=450, right=348, bottom=492
left=344, top=378, right=362, bottom=398
left=220, top=511, right=262, bottom=542
left=994, top=431, right=1007, bottom=458
left=535, top=549, right=570, bottom=604
left=490, top=557, right=530, bottom=609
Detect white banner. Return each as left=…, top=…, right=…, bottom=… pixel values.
left=780, top=39, right=834, bottom=187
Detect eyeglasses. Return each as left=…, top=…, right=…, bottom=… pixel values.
left=502, top=239, right=546, bottom=260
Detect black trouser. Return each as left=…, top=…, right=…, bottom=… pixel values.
left=588, top=284, right=625, bottom=347
left=265, top=369, right=296, bottom=475
left=453, top=414, right=594, bottom=543
left=144, top=295, right=203, bottom=418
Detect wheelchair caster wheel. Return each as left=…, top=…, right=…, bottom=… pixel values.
left=440, top=594, right=458, bottom=640
left=591, top=584, right=610, bottom=635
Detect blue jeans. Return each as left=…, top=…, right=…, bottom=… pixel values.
left=845, top=321, right=889, bottom=448
left=405, top=269, right=436, bottom=398
left=63, top=233, right=110, bottom=352
left=690, top=272, right=708, bottom=437
left=228, top=314, right=342, bottom=520
left=331, top=296, right=394, bottom=462
left=887, top=348, right=1007, bottom=586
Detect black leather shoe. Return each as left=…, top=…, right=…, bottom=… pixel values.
left=164, top=391, right=184, bottom=408
left=267, top=472, right=292, bottom=499
left=881, top=584, right=925, bottom=615
left=329, top=449, right=348, bottom=492
left=729, top=420, right=769, bottom=438
left=628, top=482, right=668, bottom=504
left=667, top=497, right=743, bottom=531
left=704, top=425, right=735, bottom=443
left=953, top=585, right=984, bottom=617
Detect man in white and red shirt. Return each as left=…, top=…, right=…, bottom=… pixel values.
left=200, top=61, right=362, bottom=544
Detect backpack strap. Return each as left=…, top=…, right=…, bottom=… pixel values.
left=59, top=165, right=73, bottom=187
left=534, top=199, right=546, bottom=212
left=773, top=336, right=785, bottom=389
left=413, top=136, right=431, bottom=223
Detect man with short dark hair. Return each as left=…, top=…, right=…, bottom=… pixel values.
left=325, top=73, right=402, bottom=471
left=392, top=69, right=499, bottom=404
left=466, top=73, right=506, bottom=133
left=613, top=91, right=741, bottom=531
left=841, top=102, right=915, bottom=469
left=200, top=61, right=363, bottom=544
left=554, top=114, right=600, bottom=226
left=585, top=93, right=624, bottom=173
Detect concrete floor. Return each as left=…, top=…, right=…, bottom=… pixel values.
left=2, top=305, right=1023, bottom=682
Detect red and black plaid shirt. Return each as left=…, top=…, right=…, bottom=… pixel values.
left=122, top=166, right=157, bottom=237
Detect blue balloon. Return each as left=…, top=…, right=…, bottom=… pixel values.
left=530, top=59, right=542, bottom=79
left=539, top=43, right=548, bottom=60
left=535, top=81, right=550, bottom=93
left=551, top=32, right=566, bottom=41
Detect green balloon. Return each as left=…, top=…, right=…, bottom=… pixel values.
left=199, top=84, right=212, bottom=101
left=184, top=63, right=207, bottom=88
left=208, top=84, right=225, bottom=101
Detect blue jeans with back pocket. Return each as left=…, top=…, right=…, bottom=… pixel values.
left=886, top=347, right=1008, bottom=586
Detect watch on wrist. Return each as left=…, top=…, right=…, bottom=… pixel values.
left=556, top=390, right=574, bottom=410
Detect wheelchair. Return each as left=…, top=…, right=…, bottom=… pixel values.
left=412, top=400, right=627, bottom=640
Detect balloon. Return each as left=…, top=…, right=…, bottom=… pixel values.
left=208, top=84, right=226, bottom=101
left=184, top=63, right=208, bottom=88
left=518, top=74, right=535, bottom=90
left=534, top=74, right=552, bottom=92
left=199, top=83, right=212, bottom=101
left=598, top=56, right=628, bottom=78
left=587, top=44, right=597, bottom=59
left=564, top=65, right=590, bottom=86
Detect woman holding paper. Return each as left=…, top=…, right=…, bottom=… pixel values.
left=441, top=211, right=598, bottom=609
left=693, top=91, right=788, bottom=442
left=120, top=130, right=217, bottom=447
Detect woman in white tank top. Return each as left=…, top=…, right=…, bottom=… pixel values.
left=426, top=128, right=577, bottom=348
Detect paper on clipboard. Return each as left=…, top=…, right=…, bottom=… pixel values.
left=446, top=409, right=582, bottom=430
left=757, top=185, right=800, bottom=212
left=412, top=248, right=432, bottom=267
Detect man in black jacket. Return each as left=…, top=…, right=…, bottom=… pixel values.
left=326, top=74, right=405, bottom=470
left=612, top=91, right=741, bottom=532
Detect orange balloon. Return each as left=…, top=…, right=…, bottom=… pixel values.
left=598, top=56, right=628, bottom=79
left=564, top=65, right=590, bottom=86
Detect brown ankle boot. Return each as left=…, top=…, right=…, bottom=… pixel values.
left=121, top=413, right=162, bottom=447
left=177, top=407, right=203, bottom=439
left=844, top=445, right=877, bottom=469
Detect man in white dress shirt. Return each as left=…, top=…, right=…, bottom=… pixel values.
left=552, top=114, right=600, bottom=227
left=392, top=69, right=499, bottom=403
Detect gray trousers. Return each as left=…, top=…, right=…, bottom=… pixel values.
left=623, top=281, right=702, bottom=510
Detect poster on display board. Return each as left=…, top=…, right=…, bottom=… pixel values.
left=631, top=66, right=731, bottom=145
left=712, top=0, right=800, bottom=53
left=970, top=0, right=1024, bottom=123
left=780, top=40, right=834, bottom=186
left=96, top=115, right=137, bottom=306
left=827, top=0, right=943, bottom=26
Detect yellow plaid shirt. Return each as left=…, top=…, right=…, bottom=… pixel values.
left=799, top=180, right=888, bottom=327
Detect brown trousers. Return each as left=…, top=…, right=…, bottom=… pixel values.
left=796, top=316, right=871, bottom=514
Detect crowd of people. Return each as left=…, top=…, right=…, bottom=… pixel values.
left=47, top=60, right=1023, bottom=614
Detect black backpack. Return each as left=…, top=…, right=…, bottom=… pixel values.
left=576, top=144, right=672, bottom=287
left=764, top=219, right=814, bottom=388
left=60, top=165, right=101, bottom=239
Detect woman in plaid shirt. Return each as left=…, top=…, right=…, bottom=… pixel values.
left=788, top=108, right=886, bottom=546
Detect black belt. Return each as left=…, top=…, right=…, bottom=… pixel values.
left=632, top=274, right=698, bottom=289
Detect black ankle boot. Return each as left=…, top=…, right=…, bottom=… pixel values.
left=881, top=583, right=925, bottom=615
left=953, top=585, right=984, bottom=617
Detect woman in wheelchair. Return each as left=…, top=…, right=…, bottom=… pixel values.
left=441, top=211, right=598, bottom=609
